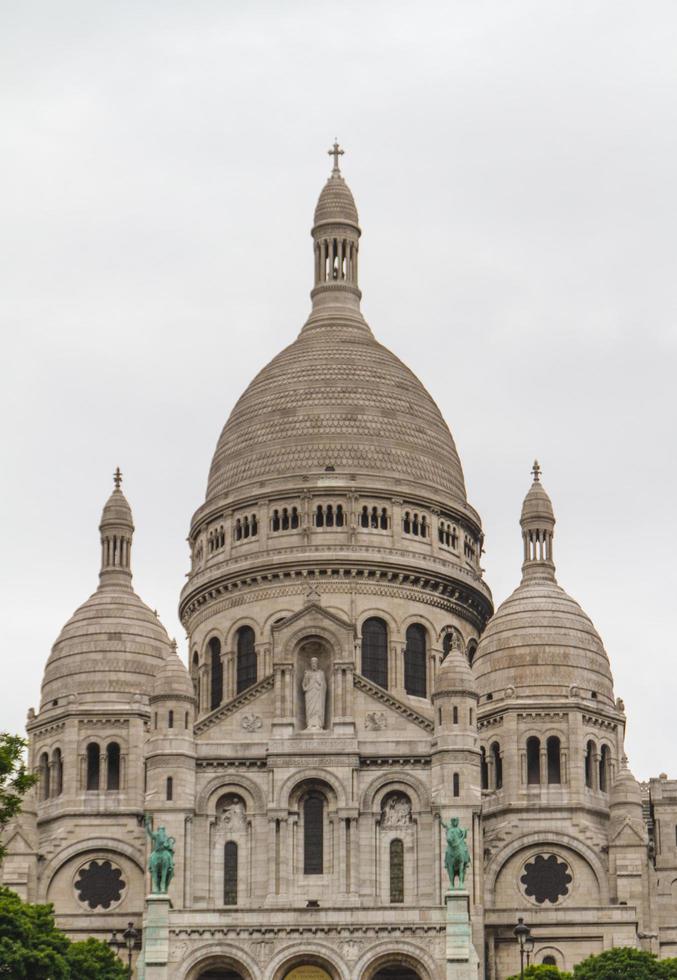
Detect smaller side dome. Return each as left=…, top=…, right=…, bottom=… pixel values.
left=521, top=462, right=555, bottom=525
left=610, top=757, right=643, bottom=810
left=433, top=635, right=477, bottom=698
left=152, top=641, right=195, bottom=702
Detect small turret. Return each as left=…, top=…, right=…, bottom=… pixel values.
left=99, top=467, right=134, bottom=588
left=520, top=460, right=556, bottom=582
left=431, top=632, right=480, bottom=806
left=145, top=641, right=196, bottom=905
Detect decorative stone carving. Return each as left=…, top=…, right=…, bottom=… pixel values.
left=365, top=710, right=387, bottom=731
left=520, top=853, right=572, bottom=905
left=217, top=794, right=247, bottom=832
left=381, top=793, right=411, bottom=828
left=302, top=657, right=326, bottom=731
left=241, top=713, right=263, bottom=732
left=74, top=859, right=126, bottom=909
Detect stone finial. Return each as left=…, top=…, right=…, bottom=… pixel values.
left=113, top=466, right=123, bottom=490
left=328, top=139, right=344, bottom=174
left=531, top=459, right=541, bottom=482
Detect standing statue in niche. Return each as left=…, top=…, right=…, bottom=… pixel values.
left=144, top=815, right=175, bottom=894
left=442, top=816, right=470, bottom=890
left=302, top=657, right=327, bottom=731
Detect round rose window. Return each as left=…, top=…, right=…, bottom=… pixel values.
left=520, top=853, right=572, bottom=905
left=74, top=859, right=126, bottom=910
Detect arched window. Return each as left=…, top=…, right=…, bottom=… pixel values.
left=51, top=748, right=63, bottom=797
left=38, top=752, right=50, bottom=801
left=106, top=742, right=120, bottom=791
left=336, top=504, right=344, bottom=527
left=380, top=507, right=388, bottom=530
left=404, top=624, right=427, bottom=698
left=224, top=841, right=238, bottom=905
left=361, top=506, right=369, bottom=528
left=209, top=637, right=223, bottom=710
left=361, top=618, right=388, bottom=689
left=547, top=736, right=561, bottom=784
left=166, top=776, right=173, bottom=801
left=236, top=626, right=257, bottom=694
left=86, top=742, right=100, bottom=791
left=453, top=773, right=460, bottom=797
left=452, top=705, right=459, bottom=724
left=389, top=839, right=404, bottom=904
left=442, top=632, right=452, bottom=660
left=315, top=504, right=324, bottom=527
left=235, top=519, right=242, bottom=541
left=480, top=747, right=489, bottom=790
left=184, top=711, right=189, bottom=728
left=291, top=507, right=299, bottom=529
left=542, top=957, right=557, bottom=967
left=467, top=641, right=477, bottom=667
left=303, top=792, right=324, bottom=875
left=599, top=744, right=611, bottom=792
left=491, top=742, right=503, bottom=789
left=403, top=511, right=411, bottom=534
left=281, top=507, right=290, bottom=530
left=191, top=650, right=200, bottom=703
left=271, top=509, right=280, bottom=532
left=527, top=736, right=541, bottom=785
left=168, top=710, right=174, bottom=729
left=585, top=740, right=595, bottom=788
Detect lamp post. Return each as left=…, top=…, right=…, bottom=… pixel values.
left=109, top=921, right=139, bottom=978
left=513, top=917, right=531, bottom=980
left=524, top=937, right=535, bottom=968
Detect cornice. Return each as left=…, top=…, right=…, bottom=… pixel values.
left=353, top=674, right=433, bottom=733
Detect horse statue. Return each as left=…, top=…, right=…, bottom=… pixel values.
left=442, top=816, right=470, bottom=889
left=144, top=815, right=176, bottom=894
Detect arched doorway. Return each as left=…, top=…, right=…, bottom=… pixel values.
left=197, top=971, right=243, bottom=980
left=285, top=967, right=333, bottom=980
left=373, top=968, right=421, bottom=980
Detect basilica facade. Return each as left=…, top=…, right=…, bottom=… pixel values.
left=3, top=149, right=677, bottom=980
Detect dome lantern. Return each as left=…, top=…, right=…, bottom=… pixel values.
left=99, top=467, right=134, bottom=589
left=520, top=460, right=556, bottom=583
left=310, top=140, right=362, bottom=312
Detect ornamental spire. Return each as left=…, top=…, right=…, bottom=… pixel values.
left=328, top=139, right=344, bottom=174
left=310, top=141, right=362, bottom=312
left=99, top=467, right=134, bottom=587
left=520, top=460, right=556, bottom=582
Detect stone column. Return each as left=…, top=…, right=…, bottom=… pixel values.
left=139, top=894, right=171, bottom=980
left=445, top=890, right=479, bottom=980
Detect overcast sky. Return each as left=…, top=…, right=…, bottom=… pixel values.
left=1, top=1, right=675, bottom=779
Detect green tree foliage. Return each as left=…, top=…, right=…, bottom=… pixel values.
left=507, top=964, right=571, bottom=979
left=66, top=936, right=130, bottom=980
left=0, top=887, right=127, bottom=979
left=573, top=947, right=677, bottom=979
left=0, top=733, right=38, bottom=863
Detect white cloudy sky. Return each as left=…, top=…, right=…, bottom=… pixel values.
left=1, top=1, right=675, bottom=779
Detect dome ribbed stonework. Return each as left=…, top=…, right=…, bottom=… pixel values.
left=152, top=644, right=195, bottom=701
left=206, top=326, right=467, bottom=505
left=314, top=172, right=359, bottom=227
left=473, top=572, right=615, bottom=704
left=40, top=477, right=171, bottom=710
left=41, top=587, right=171, bottom=708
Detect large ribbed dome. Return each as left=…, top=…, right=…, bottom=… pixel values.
left=206, top=321, right=467, bottom=506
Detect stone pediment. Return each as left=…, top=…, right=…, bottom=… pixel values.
left=609, top=816, right=647, bottom=845
left=354, top=673, right=434, bottom=734
left=195, top=674, right=274, bottom=737
left=272, top=601, right=356, bottom=666
left=3, top=826, right=36, bottom=856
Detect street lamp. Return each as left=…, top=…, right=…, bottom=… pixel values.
left=109, top=921, right=139, bottom=978
left=524, top=937, right=535, bottom=967
left=513, top=917, right=531, bottom=980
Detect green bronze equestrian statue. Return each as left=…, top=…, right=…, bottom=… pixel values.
left=442, top=817, right=470, bottom=890
left=144, top=815, right=176, bottom=894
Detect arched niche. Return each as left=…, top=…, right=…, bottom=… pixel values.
left=295, top=636, right=333, bottom=732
